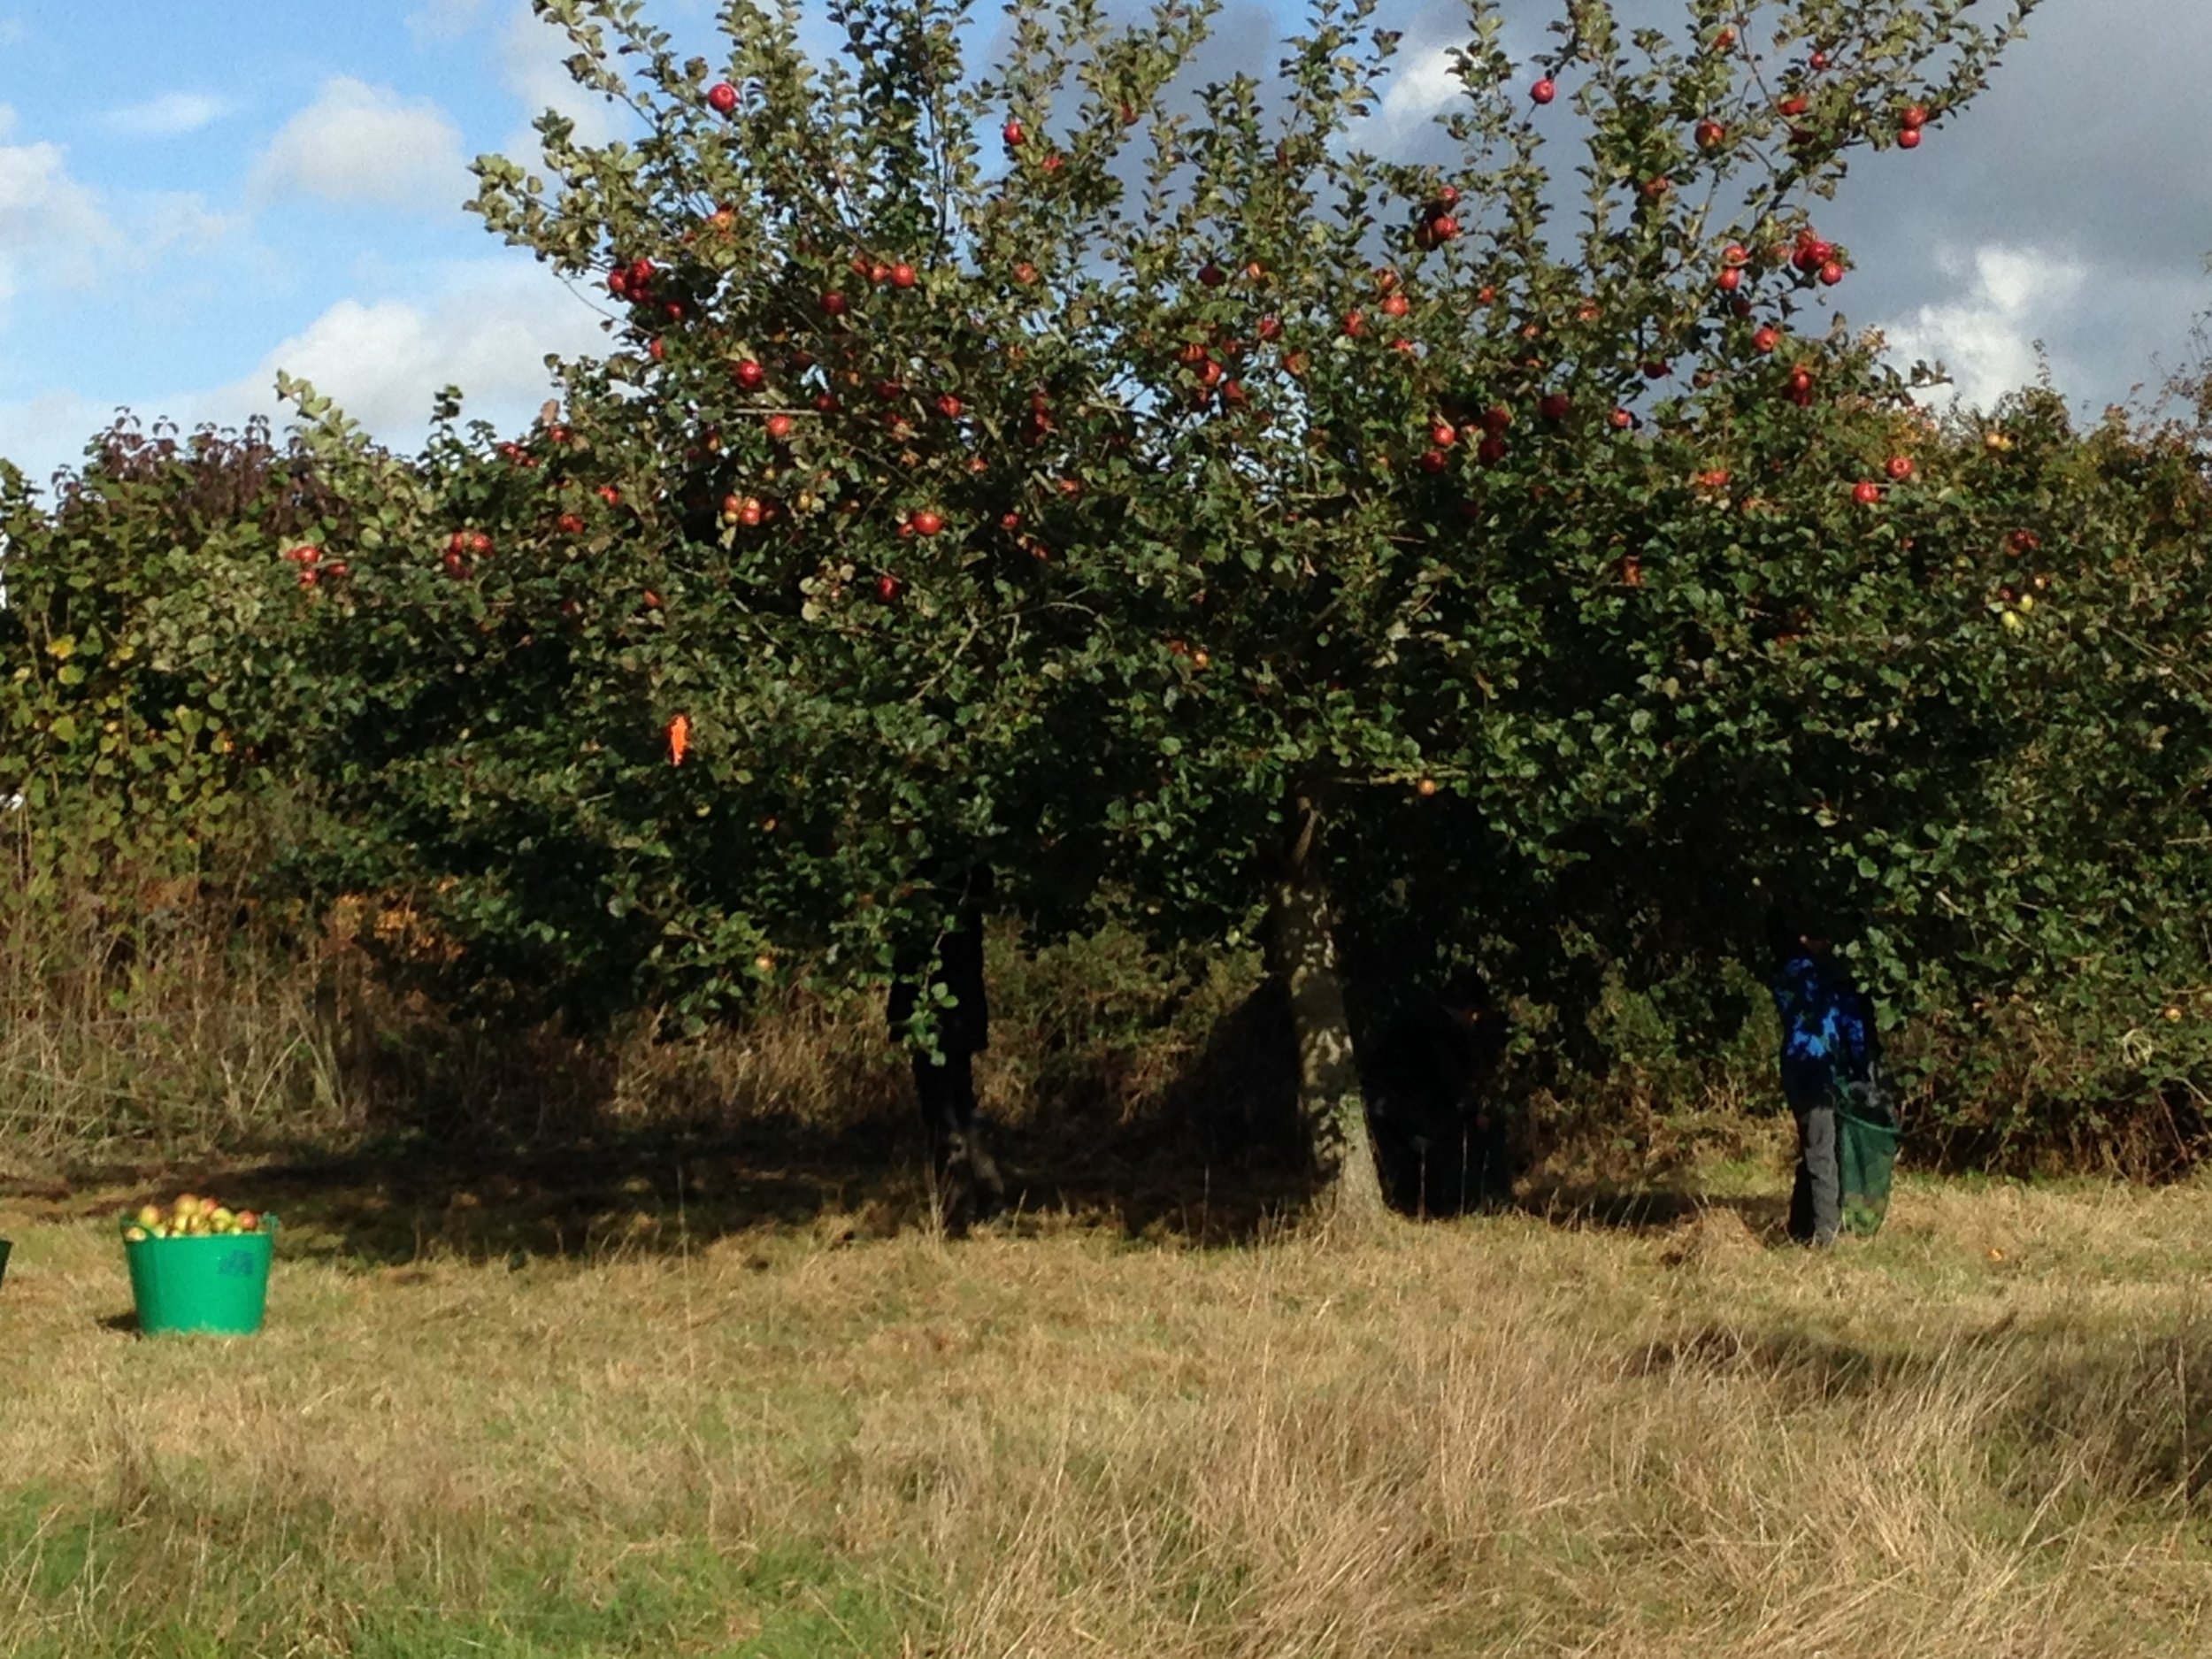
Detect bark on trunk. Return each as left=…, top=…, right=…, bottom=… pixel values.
left=1269, top=856, right=1390, bottom=1230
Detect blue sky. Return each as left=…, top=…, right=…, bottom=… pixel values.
left=4, top=0, right=2208, bottom=494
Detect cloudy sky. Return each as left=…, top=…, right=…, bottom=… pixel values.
left=1, top=0, right=2205, bottom=492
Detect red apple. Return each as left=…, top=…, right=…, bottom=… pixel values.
left=708, top=81, right=738, bottom=114
left=1778, top=94, right=1809, bottom=118
left=1531, top=76, right=1556, bottom=104
left=1013, top=260, right=1039, bottom=285
left=820, top=290, right=849, bottom=317
left=1642, top=360, right=1670, bottom=380
left=1002, top=119, right=1025, bottom=147
left=1419, top=449, right=1448, bottom=474
left=1898, top=126, right=1922, bottom=150
left=765, top=413, right=793, bottom=441
left=1482, top=404, right=1512, bottom=434
left=1718, top=266, right=1742, bottom=292
left=890, top=262, right=917, bottom=288
left=1694, top=119, right=1724, bottom=150
left=934, top=393, right=963, bottom=419
left=910, top=511, right=943, bottom=537
left=1853, top=480, right=1882, bottom=506
left=1886, top=455, right=1915, bottom=481
left=1198, top=262, right=1226, bottom=288
left=1609, top=407, right=1633, bottom=430
left=1817, top=260, right=1845, bottom=286
left=877, top=573, right=903, bottom=601
left=1430, top=420, right=1457, bottom=447
left=1256, top=315, right=1283, bottom=343
left=735, top=358, right=765, bottom=391
left=1902, top=104, right=1929, bottom=130
left=1477, top=434, right=1507, bottom=464
left=1540, top=392, right=1571, bottom=420
left=1753, top=326, right=1779, bottom=353
left=1381, top=293, right=1409, bottom=318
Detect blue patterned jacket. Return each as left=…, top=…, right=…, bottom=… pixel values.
left=1770, top=953, right=1871, bottom=1107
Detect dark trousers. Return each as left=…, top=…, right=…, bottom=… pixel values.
left=1788, top=1098, right=1841, bottom=1247
left=912, top=1050, right=1003, bottom=1223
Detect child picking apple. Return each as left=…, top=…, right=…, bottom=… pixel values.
left=1764, top=904, right=1874, bottom=1247
left=887, top=864, right=1006, bottom=1231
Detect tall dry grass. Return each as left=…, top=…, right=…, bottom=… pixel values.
left=6, top=1176, right=2212, bottom=1655
left=0, top=837, right=1273, bottom=1194
left=0, top=856, right=352, bottom=1167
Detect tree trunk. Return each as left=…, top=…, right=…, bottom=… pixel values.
left=1268, top=840, right=1390, bottom=1231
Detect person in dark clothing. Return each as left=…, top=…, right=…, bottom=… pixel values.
left=1362, top=971, right=1515, bottom=1216
left=1765, top=905, right=1870, bottom=1247
left=887, top=864, right=1005, bottom=1228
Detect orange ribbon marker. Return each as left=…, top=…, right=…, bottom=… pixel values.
left=666, top=712, right=690, bottom=766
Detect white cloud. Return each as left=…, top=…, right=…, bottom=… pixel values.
left=407, top=0, right=489, bottom=45
left=0, top=137, right=124, bottom=318
left=107, top=93, right=234, bottom=138
left=250, top=78, right=470, bottom=212
left=1366, top=47, right=1464, bottom=150
left=1880, top=245, right=2088, bottom=414
left=498, top=1, right=628, bottom=159
left=0, top=388, right=106, bottom=488
left=1, top=262, right=609, bottom=491
left=204, top=262, right=609, bottom=440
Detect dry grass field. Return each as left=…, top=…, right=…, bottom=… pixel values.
left=8, top=1150, right=2212, bottom=1659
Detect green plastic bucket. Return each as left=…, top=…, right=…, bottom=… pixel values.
left=1839, top=1109, right=1901, bottom=1238
left=123, top=1220, right=278, bottom=1336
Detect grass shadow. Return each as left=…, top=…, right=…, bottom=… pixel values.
left=1518, top=1180, right=1793, bottom=1244
left=17, top=980, right=1324, bottom=1263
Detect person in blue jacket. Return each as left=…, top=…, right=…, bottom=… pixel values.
left=1765, top=904, right=1870, bottom=1247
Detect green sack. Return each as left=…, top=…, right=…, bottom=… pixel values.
left=1837, top=1075, right=1901, bottom=1237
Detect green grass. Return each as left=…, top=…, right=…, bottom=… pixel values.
left=11, top=1165, right=2212, bottom=1656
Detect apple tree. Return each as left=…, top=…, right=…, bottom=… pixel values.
left=303, top=0, right=2049, bottom=1217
